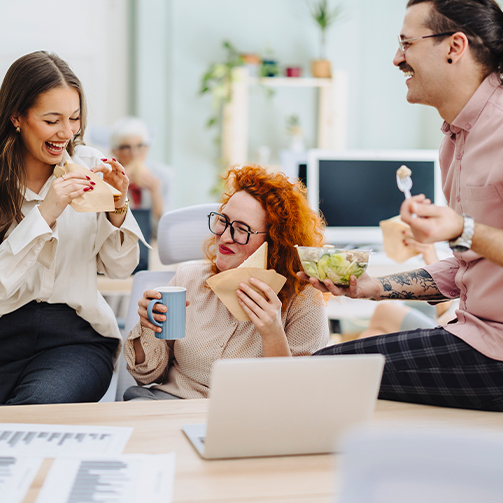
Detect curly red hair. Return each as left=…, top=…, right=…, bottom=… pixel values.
left=204, top=165, right=325, bottom=308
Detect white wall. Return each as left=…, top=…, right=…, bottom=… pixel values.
left=0, top=0, right=129, bottom=148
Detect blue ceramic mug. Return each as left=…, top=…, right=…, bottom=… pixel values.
left=147, top=287, right=186, bottom=340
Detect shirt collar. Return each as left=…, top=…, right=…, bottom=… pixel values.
left=23, top=151, right=72, bottom=202
left=442, top=72, right=502, bottom=136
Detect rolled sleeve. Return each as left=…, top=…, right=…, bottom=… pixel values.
left=95, top=210, right=150, bottom=279
left=125, top=321, right=173, bottom=384
left=423, top=257, right=460, bottom=299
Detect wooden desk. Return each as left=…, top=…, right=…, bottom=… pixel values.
left=2, top=399, right=502, bottom=503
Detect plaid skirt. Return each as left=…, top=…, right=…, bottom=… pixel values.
left=313, top=327, right=503, bottom=412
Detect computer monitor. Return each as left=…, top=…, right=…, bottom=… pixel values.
left=307, top=149, right=444, bottom=246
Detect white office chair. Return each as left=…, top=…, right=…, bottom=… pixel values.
left=337, top=426, right=503, bottom=503
left=110, top=202, right=219, bottom=401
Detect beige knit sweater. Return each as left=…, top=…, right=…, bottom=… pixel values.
left=125, top=262, right=329, bottom=399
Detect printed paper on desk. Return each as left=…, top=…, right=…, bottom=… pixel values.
left=206, top=243, right=286, bottom=321
left=53, top=161, right=120, bottom=213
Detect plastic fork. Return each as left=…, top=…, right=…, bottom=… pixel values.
left=396, top=172, right=412, bottom=199
left=396, top=171, right=416, bottom=217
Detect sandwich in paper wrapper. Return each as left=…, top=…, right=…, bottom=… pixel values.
left=379, top=215, right=420, bottom=263
left=206, top=242, right=287, bottom=321
left=53, top=161, right=122, bottom=213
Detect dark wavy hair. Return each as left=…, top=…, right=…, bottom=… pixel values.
left=204, top=165, right=326, bottom=309
left=0, top=51, right=87, bottom=242
left=407, top=0, right=503, bottom=76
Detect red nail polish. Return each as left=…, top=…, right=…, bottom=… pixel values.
left=101, top=158, right=107, bottom=161
left=90, top=169, right=94, bottom=172
left=112, top=158, right=117, bottom=162
left=86, top=175, right=90, bottom=180
left=84, top=187, right=91, bottom=192
left=90, top=181, right=96, bottom=185
left=122, top=171, right=125, bottom=175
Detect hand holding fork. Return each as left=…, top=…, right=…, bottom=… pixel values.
left=396, top=165, right=416, bottom=218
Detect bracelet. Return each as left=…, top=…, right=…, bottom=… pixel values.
left=112, top=198, right=129, bottom=215
left=449, top=214, right=474, bottom=252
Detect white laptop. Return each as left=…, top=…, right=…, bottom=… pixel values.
left=182, top=355, right=385, bottom=459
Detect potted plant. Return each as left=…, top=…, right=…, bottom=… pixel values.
left=309, top=0, right=343, bottom=78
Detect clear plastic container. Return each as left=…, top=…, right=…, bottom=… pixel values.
left=295, top=245, right=372, bottom=286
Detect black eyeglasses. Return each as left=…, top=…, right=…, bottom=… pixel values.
left=398, top=32, right=456, bottom=55
left=208, top=212, right=267, bottom=245
left=117, top=143, right=148, bottom=153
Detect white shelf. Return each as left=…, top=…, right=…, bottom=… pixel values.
left=222, top=67, right=349, bottom=167
left=248, top=77, right=333, bottom=88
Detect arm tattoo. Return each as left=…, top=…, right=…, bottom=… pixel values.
left=374, top=269, right=448, bottom=301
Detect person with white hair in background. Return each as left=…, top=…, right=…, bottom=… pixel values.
left=110, top=117, right=172, bottom=228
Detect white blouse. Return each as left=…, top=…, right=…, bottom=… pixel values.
left=0, top=145, right=145, bottom=361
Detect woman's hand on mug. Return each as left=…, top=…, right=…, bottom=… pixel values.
left=138, top=289, right=165, bottom=333
left=39, top=172, right=95, bottom=226
left=138, top=289, right=190, bottom=333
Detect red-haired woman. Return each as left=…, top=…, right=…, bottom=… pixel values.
left=124, top=165, right=329, bottom=400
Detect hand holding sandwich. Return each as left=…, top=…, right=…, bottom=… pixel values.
left=94, top=158, right=130, bottom=228
left=236, top=277, right=292, bottom=357
left=39, top=172, right=96, bottom=227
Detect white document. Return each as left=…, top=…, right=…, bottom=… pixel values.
left=36, top=453, right=176, bottom=503
left=0, top=424, right=133, bottom=457
left=0, top=455, right=43, bottom=503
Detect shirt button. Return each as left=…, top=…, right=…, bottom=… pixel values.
left=465, top=124, right=471, bottom=130
left=36, top=299, right=42, bottom=303
left=450, top=291, right=457, bottom=297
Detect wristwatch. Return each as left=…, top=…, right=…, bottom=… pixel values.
left=449, top=214, right=474, bottom=252
left=112, top=198, right=129, bottom=215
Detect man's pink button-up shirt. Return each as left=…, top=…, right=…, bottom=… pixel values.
left=424, top=72, right=503, bottom=361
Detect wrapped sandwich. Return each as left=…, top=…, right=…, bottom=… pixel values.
left=206, top=242, right=286, bottom=321
left=53, top=161, right=122, bottom=212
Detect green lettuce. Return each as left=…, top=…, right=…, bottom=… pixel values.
left=301, top=251, right=368, bottom=285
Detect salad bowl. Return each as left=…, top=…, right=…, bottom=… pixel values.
left=296, top=245, right=372, bottom=286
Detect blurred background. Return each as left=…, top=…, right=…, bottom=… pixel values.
left=0, top=0, right=444, bottom=209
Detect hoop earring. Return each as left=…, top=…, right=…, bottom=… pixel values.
left=15, top=126, right=20, bottom=133
left=448, top=58, right=453, bottom=64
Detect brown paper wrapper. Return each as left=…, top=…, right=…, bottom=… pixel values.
left=53, top=162, right=118, bottom=213
left=380, top=215, right=420, bottom=263
left=206, top=267, right=287, bottom=321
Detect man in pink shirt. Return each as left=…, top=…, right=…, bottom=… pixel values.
left=303, top=0, right=503, bottom=411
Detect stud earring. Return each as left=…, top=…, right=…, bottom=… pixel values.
left=15, top=126, right=20, bottom=133
left=448, top=58, right=453, bottom=64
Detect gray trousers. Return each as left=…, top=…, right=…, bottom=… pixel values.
left=123, top=385, right=182, bottom=401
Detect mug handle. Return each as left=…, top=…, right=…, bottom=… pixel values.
left=147, top=299, right=165, bottom=328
